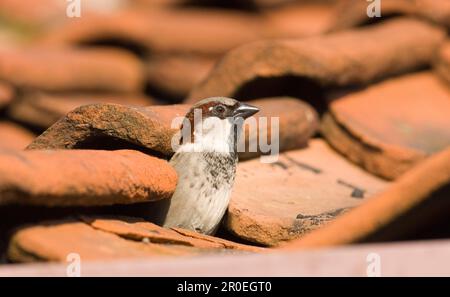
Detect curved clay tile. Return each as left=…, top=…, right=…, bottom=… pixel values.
left=186, top=18, right=445, bottom=103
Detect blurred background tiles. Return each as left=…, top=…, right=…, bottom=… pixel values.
left=0, top=82, right=13, bottom=109
left=0, top=121, right=35, bottom=150
left=7, top=91, right=155, bottom=129
left=435, top=42, right=450, bottom=85
left=0, top=47, right=144, bottom=93
left=332, top=0, right=450, bottom=30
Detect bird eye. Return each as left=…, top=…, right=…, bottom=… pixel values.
left=214, top=105, right=226, bottom=114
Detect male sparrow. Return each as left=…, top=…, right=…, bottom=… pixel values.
left=161, top=97, right=259, bottom=235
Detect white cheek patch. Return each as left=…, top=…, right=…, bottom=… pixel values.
left=193, top=117, right=235, bottom=153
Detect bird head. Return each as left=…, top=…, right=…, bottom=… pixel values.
left=189, top=97, right=259, bottom=120
left=179, top=97, right=259, bottom=152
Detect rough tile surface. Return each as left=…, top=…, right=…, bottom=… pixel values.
left=322, top=72, right=450, bottom=180
left=226, top=139, right=388, bottom=246
left=187, top=19, right=444, bottom=102
left=281, top=147, right=450, bottom=249
left=0, top=150, right=177, bottom=206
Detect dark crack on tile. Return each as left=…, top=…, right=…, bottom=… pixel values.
left=337, top=179, right=365, bottom=199
left=284, top=155, right=322, bottom=174
left=296, top=208, right=348, bottom=220
left=271, top=161, right=289, bottom=170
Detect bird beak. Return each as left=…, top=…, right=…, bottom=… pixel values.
left=233, top=102, right=259, bottom=119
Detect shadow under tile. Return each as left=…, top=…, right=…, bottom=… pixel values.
left=0, top=199, right=172, bottom=263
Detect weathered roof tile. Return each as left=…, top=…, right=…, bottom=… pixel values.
left=187, top=18, right=445, bottom=102
left=226, top=139, right=389, bottom=246
left=0, top=149, right=177, bottom=207
left=27, top=103, right=189, bottom=155
left=280, top=146, right=450, bottom=249
left=81, top=216, right=263, bottom=252
left=322, top=72, right=450, bottom=180
left=8, top=91, right=155, bottom=129
left=239, top=97, right=318, bottom=160
left=28, top=98, right=318, bottom=160
left=8, top=217, right=262, bottom=263
left=8, top=221, right=201, bottom=263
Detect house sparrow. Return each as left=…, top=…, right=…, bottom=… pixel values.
left=161, top=97, right=259, bottom=235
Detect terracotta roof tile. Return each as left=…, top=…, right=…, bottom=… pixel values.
left=27, top=103, right=189, bottom=155
left=0, top=149, right=177, bottom=207
left=7, top=217, right=262, bottom=263
left=0, top=0, right=448, bottom=271
left=239, top=97, right=318, bottom=160
left=187, top=18, right=445, bottom=102
left=322, top=72, right=450, bottom=180
left=34, top=4, right=338, bottom=100
left=134, top=0, right=302, bottom=10
left=145, top=54, right=215, bottom=101
left=0, top=122, right=35, bottom=150
left=8, top=221, right=202, bottom=263
left=226, top=139, right=389, bottom=246
left=39, top=4, right=337, bottom=56
left=0, top=0, right=65, bottom=28
left=81, top=216, right=263, bottom=252
left=27, top=98, right=318, bottom=160
left=132, top=0, right=183, bottom=7
left=435, top=42, right=450, bottom=85
left=333, top=0, right=450, bottom=30
left=0, top=47, right=144, bottom=93
left=38, top=9, right=264, bottom=56
left=280, top=146, right=450, bottom=250
left=170, top=227, right=264, bottom=252
left=0, top=0, right=129, bottom=29
left=8, top=91, right=155, bottom=129
left=262, top=2, right=336, bottom=38
left=0, top=82, right=14, bottom=109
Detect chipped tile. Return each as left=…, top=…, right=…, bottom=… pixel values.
left=81, top=216, right=263, bottom=252
left=8, top=220, right=202, bottom=263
